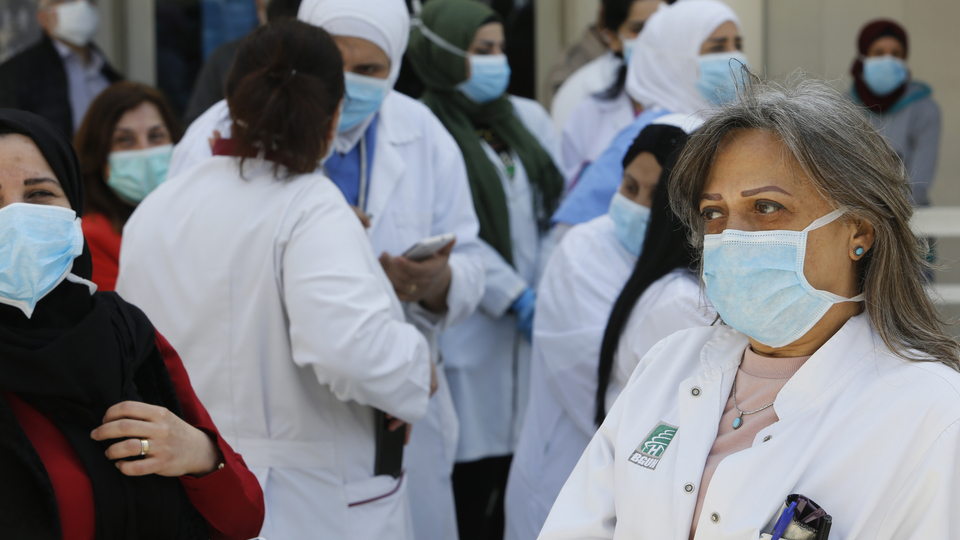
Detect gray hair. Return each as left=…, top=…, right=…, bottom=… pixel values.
left=670, top=72, right=960, bottom=370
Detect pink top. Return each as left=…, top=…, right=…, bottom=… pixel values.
left=690, top=347, right=810, bottom=539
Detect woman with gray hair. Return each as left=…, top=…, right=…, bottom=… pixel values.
left=537, top=74, right=960, bottom=540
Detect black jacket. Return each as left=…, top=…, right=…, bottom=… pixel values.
left=0, top=35, right=123, bottom=138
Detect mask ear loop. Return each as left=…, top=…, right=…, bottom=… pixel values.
left=801, top=208, right=866, bottom=303
left=802, top=208, right=847, bottom=233
left=411, top=18, right=468, bottom=57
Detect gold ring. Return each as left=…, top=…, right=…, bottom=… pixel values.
left=410, top=284, right=417, bottom=294
left=140, top=439, right=150, bottom=456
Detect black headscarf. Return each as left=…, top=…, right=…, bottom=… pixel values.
left=0, top=110, right=206, bottom=539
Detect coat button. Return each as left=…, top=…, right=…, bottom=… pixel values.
left=710, top=512, right=721, bottom=523
left=691, top=387, right=701, bottom=397
left=763, top=435, right=772, bottom=442
left=684, top=483, right=695, bottom=493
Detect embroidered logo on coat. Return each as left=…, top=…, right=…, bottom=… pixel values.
left=628, top=422, right=678, bottom=470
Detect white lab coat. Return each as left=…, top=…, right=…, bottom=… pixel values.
left=612, top=269, right=715, bottom=390
left=440, top=95, right=562, bottom=463
left=506, top=250, right=713, bottom=540
left=539, top=312, right=960, bottom=540
left=559, top=93, right=634, bottom=183
left=170, top=92, right=486, bottom=540
left=505, top=214, right=635, bottom=540
left=550, top=52, right=622, bottom=133
left=116, top=158, right=433, bottom=539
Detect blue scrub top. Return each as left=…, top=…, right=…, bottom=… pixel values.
left=551, top=109, right=668, bottom=226
left=324, top=115, right=379, bottom=208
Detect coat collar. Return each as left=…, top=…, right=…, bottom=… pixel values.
left=364, top=91, right=421, bottom=230
left=698, top=313, right=879, bottom=418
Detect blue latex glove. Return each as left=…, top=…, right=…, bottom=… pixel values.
left=511, top=288, right=536, bottom=341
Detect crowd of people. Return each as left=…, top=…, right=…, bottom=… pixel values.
left=0, top=0, right=956, bottom=539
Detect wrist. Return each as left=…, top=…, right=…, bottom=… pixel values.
left=420, top=266, right=452, bottom=313
left=188, top=430, right=223, bottom=478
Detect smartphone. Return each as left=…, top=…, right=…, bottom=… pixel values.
left=374, top=409, right=405, bottom=478
left=402, top=233, right=456, bottom=261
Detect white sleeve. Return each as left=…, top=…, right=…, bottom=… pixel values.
left=283, top=188, right=432, bottom=423
left=477, top=239, right=528, bottom=318
left=537, top=339, right=669, bottom=540
left=876, top=418, right=960, bottom=539
left=404, top=122, right=485, bottom=332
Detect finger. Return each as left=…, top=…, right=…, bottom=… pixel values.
left=102, top=400, right=163, bottom=424
left=388, top=418, right=405, bottom=432
left=92, top=417, right=155, bottom=442
left=104, top=437, right=151, bottom=461
left=404, top=423, right=412, bottom=445
left=116, top=456, right=161, bottom=477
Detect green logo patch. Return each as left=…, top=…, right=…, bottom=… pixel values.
left=628, top=422, right=678, bottom=470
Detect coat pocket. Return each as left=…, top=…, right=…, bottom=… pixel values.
left=345, top=472, right=413, bottom=539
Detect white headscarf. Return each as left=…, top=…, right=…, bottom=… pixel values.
left=298, top=0, right=411, bottom=152
left=625, top=0, right=741, bottom=115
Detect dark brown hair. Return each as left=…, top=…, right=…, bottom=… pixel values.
left=226, top=19, right=344, bottom=178
left=74, top=81, right=183, bottom=232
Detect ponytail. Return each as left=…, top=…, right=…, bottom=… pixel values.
left=226, top=19, right=344, bottom=178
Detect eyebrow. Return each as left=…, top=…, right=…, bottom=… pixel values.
left=741, top=185, right=792, bottom=197
left=23, top=177, right=60, bottom=187
left=700, top=193, right=722, bottom=201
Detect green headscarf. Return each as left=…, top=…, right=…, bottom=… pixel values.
left=407, top=0, right=564, bottom=266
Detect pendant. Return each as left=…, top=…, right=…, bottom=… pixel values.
left=732, top=414, right=743, bottom=430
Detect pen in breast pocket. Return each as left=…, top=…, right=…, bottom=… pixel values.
left=771, top=500, right=798, bottom=540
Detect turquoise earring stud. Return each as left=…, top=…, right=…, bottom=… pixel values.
left=854, top=246, right=865, bottom=256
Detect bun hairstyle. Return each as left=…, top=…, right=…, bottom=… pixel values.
left=225, top=19, right=345, bottom=178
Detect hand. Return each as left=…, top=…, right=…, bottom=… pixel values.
left=511, top=288, right=536, bottom=342
left=91, top=401, right=220, bottom=478
left=379, top=241, right=455, bottom=313
left=384, top=415, right=413, bottom=445
left=351, top=206, right=372, bottom=229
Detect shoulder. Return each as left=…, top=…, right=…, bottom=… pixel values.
left=872, top=344, right=960, bottom=412
left=380, top=91, right=459, bottom=148
left=552, top=214, right=629, bottom=270
left=508, top=95, right=552, bottom=125
left=623, top=324, right=741, bottom=384
left=0, top=38, right=57, bottom=72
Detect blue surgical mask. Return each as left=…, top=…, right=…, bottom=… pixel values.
left=702, top=209, right=864, bottom=348
left=862, top=55, right=908, bottom=96
left=107, top=144, right=173, bottom=204
left=608, top=192, right=650, bottom=257
left=458, top=54, right=511, bottom=104
left=339, top=72, right=391, bottom=133
left=695, top=51, right=749, bottom=105
left=0, top=203, right=85, bottom=318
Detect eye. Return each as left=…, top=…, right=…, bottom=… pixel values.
left=27, top=189, right=56, bottom=200
left=701, top=207, right=724, bottom=221
left=755, top=200, right=783, bottom=214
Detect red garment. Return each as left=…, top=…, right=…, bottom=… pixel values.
left=5, top=332, right=265, bottom=540
left=3, top=392, right=96, bottom=540
left=82, top=212, right=122, bottom=292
